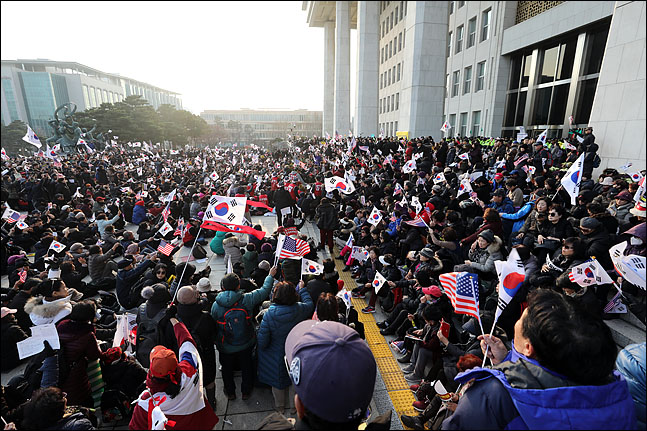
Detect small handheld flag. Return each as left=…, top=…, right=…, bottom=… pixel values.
left=560, top=153, right=585, bottom=205
left=367, top=207, right=383, bottom=226
left=49, top=240, right=66, bottom=253
left=157, top=240, right=175, bottom=256
left=372, top=271, right=387, bottom=295
left=301, top=258, right=324, bottom=276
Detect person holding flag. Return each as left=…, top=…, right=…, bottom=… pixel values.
left=445, top=289, right=635, bottom=430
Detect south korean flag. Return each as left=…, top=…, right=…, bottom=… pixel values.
left=204, top=195, right=247, bottom=225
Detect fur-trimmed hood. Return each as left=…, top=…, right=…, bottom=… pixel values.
left=487, top=236, right=504, bottom=255
left=24, top=296, right=72, bottom=325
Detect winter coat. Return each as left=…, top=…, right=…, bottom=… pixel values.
left=8, top=290, right=35, bottom=332
left=1, top=315, right=28, bottom=371
left=25, top=295, right=73, bottom=326
left=222, top=236, right=247, bottom=267
left=488, top=197, right=515, bottom=215
left=242, top=250, right=258, bottom=278
left=209, top=231, right=226, bottom=255
left=461, top=220, right=504, bottom=246
left=257, top=287, right=313, bottom=389
left=455, top=236, right=504, bottom=276
left=615, top=342, right=646, bottom=430
left=305, top=278, right=336, bottom=305
left=87, top=248, right=117, bottom=282
left=56, top=319, right=103, bottom=407
left=116, top=259, right=155, bottom=310
left=273, top=189, right=294, bottom=210
left=445, top=354, right=636, bottom=430
left=210, top=275, right=274, bottom=354
left=582, top=229, right=613, bottom=270
left=177, top=303, right=217, bottom=385
left=608, top=201, right=634, bottom=226
left=500, top=201, right=534, bottom=236
left=132, top=201, right=147, bottom=225
left=43, top=412, right=95, bottom=430
left=315, top=202, right=338, bottom=230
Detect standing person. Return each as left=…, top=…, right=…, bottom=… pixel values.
left=273, top=183, right=295, bottom=227
left=579, top=126, right=599, bottom=180
left=315, top=197, right=339, bottom=255
left=129, top=315, right=219, bottom=430
left=443, top=289, right=636, bottom=430
left=211, top=266, right=278, bottom=400
left=257, top=280, right=314, bottom=414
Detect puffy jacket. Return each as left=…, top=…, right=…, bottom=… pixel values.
left=257, top=287, right=313, bottom=389
left=242, top=250, right=258, bottom=278
left=132, top=201, right=147, bottom=225
left=210, top=275, right=274, bottom=354
left=315, top=202, right=338, bottom=230
left=445, top=353, right=636, bottom=430
left=616, top=342, right=646, bottom=429
left=25, top=296, right=72, bottom=326
left=115, top=259, right=155, bottom=310
left=488, top=197, right=515, bottom=215
left=87, top=248, right=117, bottom=282
left=56, top=319, right=103, bottom=407
left=582, top=229, right=613, bottom=270
left=223, top=236, right=247, bottom=267
left=44, top=412, right=95, bottom=430
left=209, top=231, right=226, bottom=255
left=455, top=236, right=504, bottom=276
left=501, top=201, right=534, bottom=235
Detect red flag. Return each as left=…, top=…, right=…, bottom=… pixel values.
left=201, top=220, right=266, bottom=240
left=246, top=199, right=273, bottom=211
left=161, top=203, right=171, bottom=222
left=19, top=269, right=27, bottom=283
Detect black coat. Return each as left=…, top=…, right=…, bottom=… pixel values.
left=315, top=202, right=339, bottom=230
left=176, top=303, right=217, bottom=384
left=1, top=315, right=28, bottom=372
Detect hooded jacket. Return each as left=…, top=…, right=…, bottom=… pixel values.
left=444, top=351, right=636, bottom=430
left=209, top=231, right=226, bottom=255
left=132, top=201, right=147, bottom=225
left=222, top=236, right=247, bottom=266
left=256, top=287, right=314, bottom=389
left=210, top=275, right=274, bottom=354
left=456, top=236, right=504, bottom=276
left=24, top=295, right=73, bottom=326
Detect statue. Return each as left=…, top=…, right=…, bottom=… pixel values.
left=46, top=103, right=105, bottom=154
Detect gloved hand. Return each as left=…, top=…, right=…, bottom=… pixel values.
left=164, top=304, right=177, bottom=320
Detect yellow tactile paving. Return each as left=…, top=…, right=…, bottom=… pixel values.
left=332, top=246, right=413, bottom=428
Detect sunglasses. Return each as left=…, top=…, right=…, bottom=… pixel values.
left=156, top=271, right=166, bottom=274
left=548, top=212, right=558, bottom=216
left=562, top=245, right=573, bottom=249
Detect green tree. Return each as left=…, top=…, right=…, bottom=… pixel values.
left=1, top=120, right=32, bottom=156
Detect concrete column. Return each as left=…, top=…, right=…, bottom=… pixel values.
left=323, top=21, right=335, bottom=136
left=354, top=1, right=379, bottom=137
left=334, top=1, right=351, bottom=135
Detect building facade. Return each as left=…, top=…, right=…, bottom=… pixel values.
left=1, top=59, right=182, bottom=137
left=200, top=109, right=323, bottom=144
left=304, top=0, right=645, bottom=170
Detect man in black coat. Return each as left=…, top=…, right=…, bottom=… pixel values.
left=578, top=127, right=599, bottom=179
left=273, top=183, right=294, bottom=227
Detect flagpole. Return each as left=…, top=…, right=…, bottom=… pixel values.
left=550, top=185, right=563, bottom=202
left=171, top=224, right=203, bottom=305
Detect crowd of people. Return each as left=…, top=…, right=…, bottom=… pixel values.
left=1, top=126, right=645, bottom=430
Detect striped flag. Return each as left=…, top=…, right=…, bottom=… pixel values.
left=161, top=203, right=171, bottom=222
left=568, top=258, right=614, bottom=287
left=174, top=217, right=184, bottom=237
left=439, top=272, right=480, bottom=319
left=2, top=208, right=21, bottom=223
left=275, top=234, right=310, bottom=259
left=603, top=291, right=627, bottom=314
left=19, top=269, right=27, bottom=283
left=157, top=240, right=175, bottom=256
left=404, top=215, right=428, bottom=227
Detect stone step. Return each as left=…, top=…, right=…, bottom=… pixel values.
left=604, top=318, right=646, bottom=349
left=619, top=306, right=646, bottom=331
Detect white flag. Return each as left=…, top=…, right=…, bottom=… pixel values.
left=324, top=176, right=355, bottom=194
left=351, top=246, right=369, bottom=262
left=457, top=179, right=473, bottom=196
left=634, top=177, right=646, bottom=203
left=48, top=240, right=66, bottom=253
left=345, top=233, right=354, bottom=249
left=367, top=206, right=383, bottom=226
left=336, top=289, right=353, bottom=311
left=494, top=248, right=526, bottom=322
left=609, top=242, right=646, bottom=290
left=410, top=196, right=422, bottom=214
left=433, top=172, right=446, bottom=184
left=210, top=171, right=219, bottom=182
left=22, top=125, right=42, bottom=148
left=536, top=130, right=547, bottom=145
left=440, top=121, right=451, bottom=133
left=560, top=153, right=585, bottom=205
left=402, top=159, right=417, bottom=174
left=301, top=258, right=324, bottom=276
left=203, top=195, right=247, bottom=226
left=372, top=271, right=387, bottom=295
left=163, top=188, right=177, bottom=203
left=569, top=258, right=614, bottom=287
left=158, top=222, right=173, bottom=236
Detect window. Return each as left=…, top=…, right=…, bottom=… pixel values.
left=82, top=85, right=90, bottom=108
left=403, top=28, right=405, bottom=48
left=452, top=70, right=460, bottom=97
left=467, top=17, right=476, bottom=48
left=404, top=1, right=407, bottom=16
left=476, top=61, right=486, bottom=91
left=395, top=7, right=398, bottom=23
left=460, top=112, right=468, bottom=137
left=463, top=66, right=472, bottom=94
left=388, top=69, right=392, bottom=85
left=385, top=96, right=389, bottom=112
left=386, top=16, right=389, bottom=33
left=382, top=20, right=385, bottom=38
left=481, top=9, right=491, bottom=42
left=472, top=111, right=481, bottom=135
left=380, top=74, right=383, bottom=89
left=445, top=73, right=450, bottom=97
left=381, top=47, right=384, bottom=64
left=390, top=12, right=393, bottom=30
left=447, top=31, right=452, bottom=57
left=391, top=96, right=394, bottom=111
left=390, top=41, right=393, bottom=57
left=397, top=63, right=401, bottom=80
left=395, top=121, right=398, bottom=132
left=520, top=53, right=532, bottom=88
left=456, top=25, right=463, bottom=53
left=449, top=114, right=456, bottom=131
left=396, top=93, right=399, bottom=110
left=379, top=99, right=382, bottom=114
left=394, top=37, right=398, bottom=54
left=458, top=0, right=465, bottom=7
left=450, top=1, right=454, bottom=14
left=583, top=26, right=609, bottom=75
left=539, top=45, right=558, bottom=84
left=392, top=66, right=396, bottom=83
left=400, top=1, right=403, bottom=20
left=398, top=32, right=402, bottom=51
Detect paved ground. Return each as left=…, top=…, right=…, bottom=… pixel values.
left=2, top=213, right=417, bottom=429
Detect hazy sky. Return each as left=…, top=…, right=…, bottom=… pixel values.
left=1, top=1, right=357, bottom=115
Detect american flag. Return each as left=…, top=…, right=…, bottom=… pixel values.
left=3, top=209, right=21, bottom=223
left=439, top=272, right=480, bottom=319
left=19, top=269, right=27, bottom=283
left=405, top=215, right=428, bottom=227
left=604, top=291, right=623, bottom=313
left=157, top=240, right=175, bottom=256
left=174, top=217, right=185, bottom=237
left=161, top=203, right=171, bottom=222
left=276, top=234, right=310, bottom=259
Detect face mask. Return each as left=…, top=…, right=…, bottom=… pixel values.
left=630, top=237, right=643, bottom=245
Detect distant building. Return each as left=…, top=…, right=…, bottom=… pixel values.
left=1, top=59, right=182, bottom=137
left=303, top=0, right=645, bottom=171
left=200, top=108, right=323, bottom=144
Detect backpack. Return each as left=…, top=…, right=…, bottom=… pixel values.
left=100, top=389, right=133, bottom=423
left=592, top=153, right=601, bottom=168
left=127, top=270, right=152, bottom=309
left=543, top=150, right=553, bottom=168
left=135, top=304, right=166, bottom=368
left=192, top=243, right=207, bottom=259
left=216, top=301, right=253, bottom=347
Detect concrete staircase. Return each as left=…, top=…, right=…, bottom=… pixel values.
left=604, top=304, right=646, bottom=349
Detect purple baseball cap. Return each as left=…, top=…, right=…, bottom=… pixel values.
left=284, top=320, right=376, bottom=423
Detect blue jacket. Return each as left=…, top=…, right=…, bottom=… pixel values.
left=209, top=231, right=226, bottom=255
left=386, top=217, right=401, bottom=237
left=132, top=203, right=147, bottom=225
left=256, top=287, right=314, bottom=389
left=443, top=350, right=636, bottom=430
left=488, top=197, right=515, bottom=215
left=500, top=201, right=534, bottom=234
left=616, top=342, right=645, bottom=429
left=211, top=275, right=274, bottom=354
